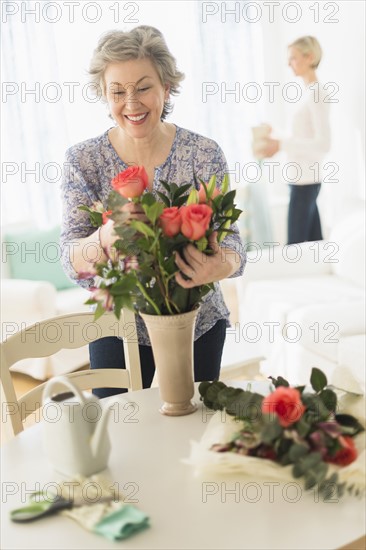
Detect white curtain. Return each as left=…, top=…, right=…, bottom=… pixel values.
left=2, top=0, right=70, bottom=228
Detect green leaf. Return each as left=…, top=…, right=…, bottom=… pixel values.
left=221, top=173, right=230, bottom=194
left=159, top=180, right=171, bottom=193
left=301, top=393, right=331, bottom=422
left=144, top=202, right=164, bottom=224
left=289, top=443, right=309, bottom=462
left=335, top=414, right=365, bottom=436
left=107, top=191, right=129, bottom=210
left=221, top=189, right=236, bottom=210
left=304, top=470, right=319, bottom=490
left=295, top=416, right=311, bottom=437
left=93, top=302, right=106, bottom=321
left=173, top=183, right=191, bottom=200
left=130, top=220, right=156, bottom=238
left=78, top=206, right=103, bottom=227
left=140, top=192, right=156, bottom=207
left=268, top=376, right=289, bottom=388
left=319, top=389, right=337, bottom=412
left=196, top=237, right=208, bottom=251
left=156, top=191, right=171, bottom=207
left=310, top=367, right=328, bottom=392
left=261, top=418, right=282, bottom=444
left=207, top=174, right=217, bottom=196
left=292, top=452, right=322, bottom=477
left=187, top=189, right=199, bottom=205
left=176, top=196, right=190, bottom=208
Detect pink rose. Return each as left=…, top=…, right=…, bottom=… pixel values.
left=90, top=288, right=114, bottom=311
left=111, top=166, right=148, bottom=198
left=102, top=210, right=112, bottom=224
left=159, top=207, right=182, bottom=237
left=180, top=204, right=213, bottom=241
left=198, top=184, right=220, bottom=204
left=261, top=387, right=306, bottom=428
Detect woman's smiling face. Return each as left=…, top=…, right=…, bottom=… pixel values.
left=104, top=57, right=169, bottom=138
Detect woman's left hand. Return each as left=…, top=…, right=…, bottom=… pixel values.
left=174, top=232, right=241, bottom=288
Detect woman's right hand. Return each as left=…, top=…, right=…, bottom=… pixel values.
left=120, top=201, right=148, bottom=222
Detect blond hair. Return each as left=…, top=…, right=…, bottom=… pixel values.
left=88, top=25, right=185, bottom=120
left=289, top=36, right=322, bottom=68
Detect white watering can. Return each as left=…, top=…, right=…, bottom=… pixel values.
left=42, top=376, right=115, bottom=477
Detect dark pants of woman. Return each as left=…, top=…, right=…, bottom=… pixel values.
left=287, top=183, right=323, bottom=245
left=89, top=319, right=227, bottom=398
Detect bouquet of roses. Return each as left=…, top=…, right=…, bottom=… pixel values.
left=198, top=368, right=365, bottom=500
left=79, top=166, right=242, bottom=319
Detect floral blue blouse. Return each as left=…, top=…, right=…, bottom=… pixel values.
left=60, top=125, right=246, bottom=345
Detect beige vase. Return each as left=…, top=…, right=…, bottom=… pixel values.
left=140, top=309, right=199, bottom=416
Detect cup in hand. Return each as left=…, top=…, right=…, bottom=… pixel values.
left=251, top=124, right=272, bottom=159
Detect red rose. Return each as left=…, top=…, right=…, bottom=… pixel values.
left=198, top=184, right=220, bottom=204
left=325, top=435, right=358, bottom=467
left=180, top=204, right=213, bottom=241
left=261, top=387, right=306, bottom=428
left=159, top=207, right=182, bottom=237
left=102, top=210, right=112, bottom=224
left=111, top=166, right=148, bottom=198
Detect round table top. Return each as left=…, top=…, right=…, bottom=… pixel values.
left=1, top=382, right=365, bottom=549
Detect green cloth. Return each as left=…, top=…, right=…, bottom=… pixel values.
left=94, top=504, right=150, bottom=541
left=3, top=225, right=75, bottom=290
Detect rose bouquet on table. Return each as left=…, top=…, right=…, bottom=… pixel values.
left=78, top=166, right=242, bottom=319
left=197, top=368, right=365, bottom=500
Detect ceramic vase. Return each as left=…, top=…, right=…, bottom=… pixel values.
left=140, top=309, right=199, bottom=416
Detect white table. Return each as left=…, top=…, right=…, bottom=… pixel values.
left=1, top=383, right=365, bottom=550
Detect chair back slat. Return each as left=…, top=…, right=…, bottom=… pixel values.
left=0, top=311, right=143, bottom=436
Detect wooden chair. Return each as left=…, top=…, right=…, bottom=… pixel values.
left=0, top=310, right=142, bottom=436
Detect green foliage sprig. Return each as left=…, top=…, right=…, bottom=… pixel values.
left=199, top=368, right=364, bottom=500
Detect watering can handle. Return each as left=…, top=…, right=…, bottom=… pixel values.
left=42, top=376, right=87, bottom=405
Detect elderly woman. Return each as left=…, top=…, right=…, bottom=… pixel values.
left=60, top=25, right=245, bottom=398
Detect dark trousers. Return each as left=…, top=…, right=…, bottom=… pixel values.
left=288, top=183, right=323, bottom=245
left=89, top=319, right=227, bottom=398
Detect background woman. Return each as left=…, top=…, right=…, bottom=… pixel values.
left=261, top=36, right=331, bottom=245
left=60, top=25, right=245, bottom=398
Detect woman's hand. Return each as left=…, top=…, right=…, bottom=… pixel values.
left=99, top=203, right=147, bottom=260
left=261, top=138, right=280, bottom=158
left=174, top=232, right=241, bottom=288
left=121, top=201, right=148, bottom=222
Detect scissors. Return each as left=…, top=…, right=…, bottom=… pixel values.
left=10, top=491, right=116, bottom=523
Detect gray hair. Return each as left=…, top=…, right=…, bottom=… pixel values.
left=289, top=36, right=322, bottom=69
left=89, top=25, right=185, bottom=120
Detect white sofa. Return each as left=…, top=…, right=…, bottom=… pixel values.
left=229, top=206, right=365, bottom=393
left=1, top=278, right=91, bottom=379
left=1, top=224, right=91, bottom=379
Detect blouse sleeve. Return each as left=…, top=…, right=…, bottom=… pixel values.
left=60, top=148, right=99, bottom=287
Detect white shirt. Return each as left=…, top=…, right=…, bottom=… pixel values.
left=280, top=83, right=331, bottom=185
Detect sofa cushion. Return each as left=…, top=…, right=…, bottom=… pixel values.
left=55, top=287, right=92, bottom=315
left=3, top=226, right=75, bottom=291
left=285, top=301, right=366, bottom=366
left=329, top=210, right=365, bottom=288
